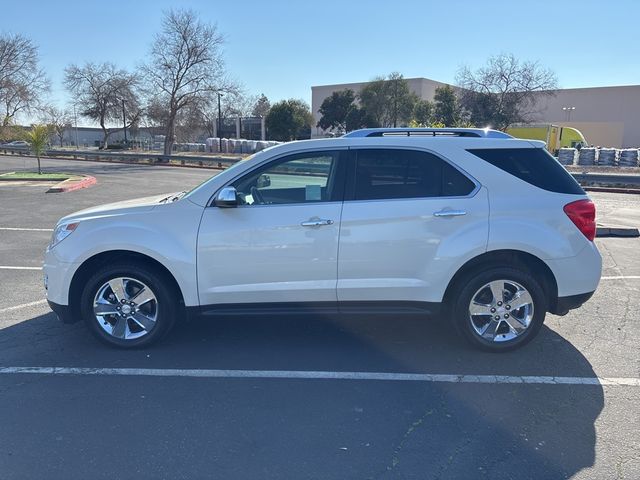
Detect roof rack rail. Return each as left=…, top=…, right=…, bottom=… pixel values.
left=343, top=128, right=512, bottom=139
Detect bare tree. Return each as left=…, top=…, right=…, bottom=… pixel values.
left=141, top=9, right=226, bottom=156
left=456, top=53, right=557, bottom=130
left=251, top=94, right=270, bottom=117
left=65, top=62, right=141, bottom=148
left=0, top=33, right=49, bottom=131
left=42, top=106, right=72, bottom=147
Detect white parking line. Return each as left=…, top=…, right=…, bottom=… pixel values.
left=0, top=299, right=48, bottom=314
left=601, top=275, right=640, bottom=280
left=0, top=366, right=638, bottom=386
left=0, top=227, right=53, bottom=232
left=0, top=266, right=42, bottom=271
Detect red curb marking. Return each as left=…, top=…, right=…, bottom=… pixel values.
left=47, top=175, right=97, bottom=193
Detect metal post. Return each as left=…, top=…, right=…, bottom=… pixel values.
left=261, top=116, right=266, bottom=141
left=217, top=92, right=223, bottom=152
left=73, top=104, right=79, bottom=148
left=122, top=99, right=127, bottom=143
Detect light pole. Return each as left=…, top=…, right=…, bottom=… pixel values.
left=562, top=106, right=576, bottom=122
left=217, top=91, right=224, bottom=152
left=121, top=99, right=127, bottom=144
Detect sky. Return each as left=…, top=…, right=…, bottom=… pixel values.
left=2, top=0, right=640, bottom=125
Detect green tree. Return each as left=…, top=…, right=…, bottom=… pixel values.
left=344, top=106, right=371, bottom=131
left=317, top=89, right=356, bottom=133
left=265, top=99, right=313, bottom=141
left=433, top=85, right=462, bottom=127
left=359, top=73, right=417, bottom=127
left=386, top=72, right=418, bottom=128
left=358, top=77, right=386, bottom=127
left=411, top=99, right=433, bottom=126
left=25, top=124, right=51, bottom=174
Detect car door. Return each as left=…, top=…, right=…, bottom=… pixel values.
left=337, top=147, right=489, bottom=305
left=197, top=149, right=347, bottom=306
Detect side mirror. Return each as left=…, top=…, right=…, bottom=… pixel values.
left=256, top=174, right=271, bottom=188
left=214, top=186, right=238, bottom=208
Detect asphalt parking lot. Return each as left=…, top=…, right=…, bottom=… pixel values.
left=0, top=154, right=639, bottom=479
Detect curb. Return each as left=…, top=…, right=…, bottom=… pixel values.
left=47, top=175, right=97, bottom=193
left=584, top=186, right=640, bottom=194
left=596, top=227, right=640, bottom=238
left=0, top=175, right=62, bottom=182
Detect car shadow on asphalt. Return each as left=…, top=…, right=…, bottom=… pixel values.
left=0, top=311, right=603, bottom=479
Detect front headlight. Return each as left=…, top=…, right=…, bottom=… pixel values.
left=49, top=222, right=79, bottom=250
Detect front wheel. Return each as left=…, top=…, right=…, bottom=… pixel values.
left=80, top=263, right=177, bottom=348
left=451, top=267, right=548, bottom=352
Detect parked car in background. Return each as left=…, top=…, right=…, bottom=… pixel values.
left=3, top=140, right=30, bottom=148
left=43, top=128, right=601, bottom=352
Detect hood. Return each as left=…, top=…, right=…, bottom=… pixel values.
left=58, top=192, right=179, bottom=223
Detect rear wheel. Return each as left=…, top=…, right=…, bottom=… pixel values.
left=80, top=263, right=177, bottom=348
left=451, top=267, right=547, bottom=352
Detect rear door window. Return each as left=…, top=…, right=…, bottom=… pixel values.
left=467, top=147, right=585, bottom=195
left=351, top=149, right=476, bottom=200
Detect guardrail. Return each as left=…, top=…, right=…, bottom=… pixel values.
left=571, top=172, right=640, bottom=188
left=0, top=146, right=243, bottom=168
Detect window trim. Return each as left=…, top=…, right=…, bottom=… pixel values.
left=344, top=146, right=480, bottom=203
left=208, top=148, right=349, bottom=207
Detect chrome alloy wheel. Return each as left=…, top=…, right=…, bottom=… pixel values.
left=468, top=279, right=534, bottom=342
left=93, top=277, right=158, bottom=340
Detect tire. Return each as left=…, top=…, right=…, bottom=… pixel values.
left=450, top=266, right=548, bottom=352
left=80, top=262, right=178, bottom=348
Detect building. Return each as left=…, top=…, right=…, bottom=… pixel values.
left=311, top=77, right=640, bottom=148
left=533, top=85, right=640, bottom=148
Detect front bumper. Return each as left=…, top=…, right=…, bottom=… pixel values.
left=47, top=300, right=78, bottom=324
left=43, top=248, right=80, bottom=306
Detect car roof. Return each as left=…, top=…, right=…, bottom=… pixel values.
left=259, top=135, right=542, bottom=157
left=343, top=127, right=511, bottom=139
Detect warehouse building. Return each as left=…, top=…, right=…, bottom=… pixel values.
left=311, top=78, right=640, bottom=148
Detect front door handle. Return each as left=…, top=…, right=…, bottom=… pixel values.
left=301, top=218, right=334, bottom=227
left=433, top=209, right=467, bottom=217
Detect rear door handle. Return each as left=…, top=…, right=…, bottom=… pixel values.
left=433, top=209, right=467, bottom=217
left=301, top=218, right=334, bottom=227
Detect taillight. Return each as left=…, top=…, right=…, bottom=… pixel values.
left=564, top=199, right=596, bottom=241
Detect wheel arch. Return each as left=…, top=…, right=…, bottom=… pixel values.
left=443, top=249, right=558, bottom=311
left=68, top=250, right=186, bottom=322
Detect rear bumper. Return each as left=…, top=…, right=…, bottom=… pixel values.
left=549, top=291, right=595, bottom=316
left=545, top=242, right=602, bottom=297
left=47, top=300, right=78, bottom=324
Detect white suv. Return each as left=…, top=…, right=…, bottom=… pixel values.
left=44, top=128, right=601, bottom=351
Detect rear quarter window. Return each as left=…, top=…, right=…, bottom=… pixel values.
left=467, top=147, right=585, bottom=195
